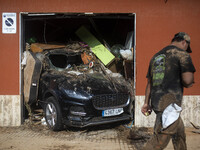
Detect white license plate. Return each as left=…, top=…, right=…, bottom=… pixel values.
left=102, top=108, right=123, bottom=117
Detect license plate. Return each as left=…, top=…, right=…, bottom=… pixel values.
left=102, top=108, right=123, bottom=117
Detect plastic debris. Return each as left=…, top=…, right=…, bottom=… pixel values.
left=162, top=103, right=182, bottom=129
left=120, top=49, right=133, bottom=60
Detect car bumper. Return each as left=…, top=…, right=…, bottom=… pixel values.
left=63, top=113, right=133, bottom=128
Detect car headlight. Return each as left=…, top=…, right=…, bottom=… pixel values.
left=62, top=89, right=92, bottom=100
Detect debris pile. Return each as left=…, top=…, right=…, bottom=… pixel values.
left=22, top=25, right=135, bottom=128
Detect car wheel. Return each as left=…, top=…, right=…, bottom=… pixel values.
left=45, top=96, right=63, bottom=131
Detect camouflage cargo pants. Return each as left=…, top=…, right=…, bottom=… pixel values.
left=142, top=113, right=187, bottom=150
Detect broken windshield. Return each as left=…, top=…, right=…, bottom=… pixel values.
left=49, top=54, right=83, bottom=70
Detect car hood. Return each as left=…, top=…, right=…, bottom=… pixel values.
left=58, top=72, right=129, bottom=95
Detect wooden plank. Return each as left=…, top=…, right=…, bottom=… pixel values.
left=31, top=43, right=65, bottom=53
left=24, top=51, right=42, bottom=104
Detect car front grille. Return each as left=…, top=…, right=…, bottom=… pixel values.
left=92, top=93, right=129, bottom=110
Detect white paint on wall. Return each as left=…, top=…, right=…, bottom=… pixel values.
left=0, top=95, right=21, bottom=126
left=135, top=95, right=200, bottom=127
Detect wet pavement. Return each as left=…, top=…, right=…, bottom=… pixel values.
left=0, top=122, right=199, bottom=150
left=0, top=122, right=150, bottom=150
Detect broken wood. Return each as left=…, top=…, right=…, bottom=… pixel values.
left=31, top=43, right=65, bottom=53
left=23, top=51, right=42, bottom=104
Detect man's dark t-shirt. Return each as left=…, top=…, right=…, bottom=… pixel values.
left=146, top=45, right=196, bottom=112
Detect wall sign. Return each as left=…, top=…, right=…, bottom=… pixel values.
left=2, top=13, right=16, bottom=34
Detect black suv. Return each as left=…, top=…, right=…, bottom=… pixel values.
left=25, top=42, right=134, bottom=131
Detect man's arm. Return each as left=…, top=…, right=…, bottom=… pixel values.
left=141, top=78, right=152, bottom=115
left=182, top=72, right=194, bottom=88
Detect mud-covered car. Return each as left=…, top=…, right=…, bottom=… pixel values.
left=24, top=42, right=134, bottom=131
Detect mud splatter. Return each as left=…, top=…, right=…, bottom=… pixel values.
left=158, top=93, right=180, bottom=111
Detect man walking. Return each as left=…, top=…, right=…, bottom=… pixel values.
left=141, top=32, right=196, bottom=150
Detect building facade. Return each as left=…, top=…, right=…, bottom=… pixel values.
left=0, top=0, right=199, bottom=127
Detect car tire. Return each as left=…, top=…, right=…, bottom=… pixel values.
left=44, top=96, right=63, bottom=131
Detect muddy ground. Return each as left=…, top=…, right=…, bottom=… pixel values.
left=0, top=121, right=200, bottom=150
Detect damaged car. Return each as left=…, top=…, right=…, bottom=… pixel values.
left=23, top=42, right=134, bottom=131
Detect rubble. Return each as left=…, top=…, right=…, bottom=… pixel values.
left=22, top=40, right=134, bottom=130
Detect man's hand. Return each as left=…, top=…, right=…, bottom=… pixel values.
left=141, top=104, right=152, bottom=116
left=142, top=78, right=152, bottom=116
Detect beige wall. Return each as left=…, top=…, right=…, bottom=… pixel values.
left=135, top=96, right=200, bottom=127
left=0, top=95, right=21, bottom=126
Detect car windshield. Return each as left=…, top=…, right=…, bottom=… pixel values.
left=49, top=53, right=83, bottom=70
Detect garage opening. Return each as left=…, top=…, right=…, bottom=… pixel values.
left=20, top=12, right=136, bottom=125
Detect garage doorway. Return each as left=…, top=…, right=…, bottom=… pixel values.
left=20, top=12, right=136, bottom=122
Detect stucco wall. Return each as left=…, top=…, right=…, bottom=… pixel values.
left=0, top=95, right=21, bottom=126
left=135, top=96, right=200, bottom=127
